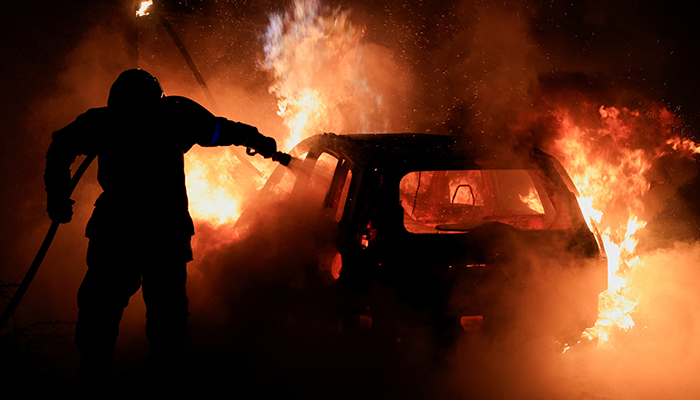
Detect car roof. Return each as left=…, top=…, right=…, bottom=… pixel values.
left=295, top=132, right=549, bottom=168
left=338, top=133, right=463, bottom=157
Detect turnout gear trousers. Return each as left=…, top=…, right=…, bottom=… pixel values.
left=76, top=236, right=190, bottom=376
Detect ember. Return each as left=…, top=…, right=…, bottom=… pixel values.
left=135, top=1, right=153, bottom=18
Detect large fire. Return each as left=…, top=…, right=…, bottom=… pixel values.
left=184, top=0, right=390, bottom=228
left=177, top=0, right=699, bottom=349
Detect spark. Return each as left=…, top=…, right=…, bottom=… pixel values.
left=136, top=1, right=153, bottom=17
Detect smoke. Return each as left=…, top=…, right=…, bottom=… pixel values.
left=406, top=240, right=700, bottom=400
left=176, top=2, right=700, bottom=398
left=440, top=5, right=543, bottom=135
left=608, top=241, right=700, bottom=397
left=181, top=187, right=700, bottom=398
left=185, top=193, right=370, bottom=395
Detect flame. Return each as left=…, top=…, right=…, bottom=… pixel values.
left=136, top=0, right=153, bottom=17
left=667, top=136, right=700, bottom=154
left=179, top=0, right=391, bottom=242
left=549, top=104, right=697, bottom=345
left=262, top=0, right=386, bottom=150
left=183, top=0, right=388, bottom=234
left=175, top=0, right=697, bottom=352
left=185, top=147, right=268, bottom=228
left=519, top=188, right=545, bottom=214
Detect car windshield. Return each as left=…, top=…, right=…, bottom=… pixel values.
left=399, top=169, right=568, bottom=233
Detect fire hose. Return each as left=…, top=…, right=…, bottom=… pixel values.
left=0, top=154, right=96, bottom=331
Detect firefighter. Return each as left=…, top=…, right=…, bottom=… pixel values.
left=44, top=69, right=276, bottom=379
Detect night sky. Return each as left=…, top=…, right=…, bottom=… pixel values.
left=1, top=0, right=700, bottom=392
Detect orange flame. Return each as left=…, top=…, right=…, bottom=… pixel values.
left=550, top=104, right=697, bottom=345
left=186, top=0, right=386, bottom=234
left=179, top=1, right=700, bottom=352
left=262, top=0, right=386, bottom=150
left=185, top=147, right=268, bottom=229
left=519, top=188, right=545, bottom=214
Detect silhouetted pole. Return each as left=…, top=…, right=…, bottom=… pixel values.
left=159, top=14, right=263, bottom=176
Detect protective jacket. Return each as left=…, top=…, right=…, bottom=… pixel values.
left=45, top=96, right=263, bottom=243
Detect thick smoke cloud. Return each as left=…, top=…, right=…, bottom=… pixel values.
left=1, top=0, right=700, bottom=396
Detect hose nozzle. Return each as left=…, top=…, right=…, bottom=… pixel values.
left=272, top=151, right=292, bottom=166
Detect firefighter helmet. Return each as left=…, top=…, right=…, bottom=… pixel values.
left=107, top=69, right=164, bottom=110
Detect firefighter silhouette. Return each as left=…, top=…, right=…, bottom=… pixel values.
left=44, top=69, right=276, bottom=378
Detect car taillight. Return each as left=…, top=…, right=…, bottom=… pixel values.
left=460, top=315, right=484, bottom=331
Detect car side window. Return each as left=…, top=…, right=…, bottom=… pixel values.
left=294, top=151, right=353, bottom=222
left=333, top=169, right=352, bottom=222
left=262, top=152, right=308, bottom=202
left=306, top=152, right=339, bottom=208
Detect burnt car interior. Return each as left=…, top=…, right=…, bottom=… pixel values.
left=399, top=167, right=573, bottom=233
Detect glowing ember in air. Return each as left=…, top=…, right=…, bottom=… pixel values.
left=136, top=1, right=153, bottom=17
left=262, top=0, right=385, bottom=150
left=549, top=104, right=698, bottom=345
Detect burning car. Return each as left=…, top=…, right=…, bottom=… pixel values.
left=234, top=133, right=607, bottom=348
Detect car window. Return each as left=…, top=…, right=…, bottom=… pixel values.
left=334, top=169, right=352, bottom=222
left=399, top=169, right=566, bottom=233
left=306, top=152, right=339, bottom=207
left=295, top=151, right=354, bottom=222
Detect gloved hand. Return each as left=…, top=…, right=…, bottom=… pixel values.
left=248, top=135, right=277, bottom=159
left=47, top=197, right=75, bottom=224
left=215, top=121, right=277, bottom=158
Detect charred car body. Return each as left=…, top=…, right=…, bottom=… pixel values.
left=235, top=133, right=606, bottom=347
